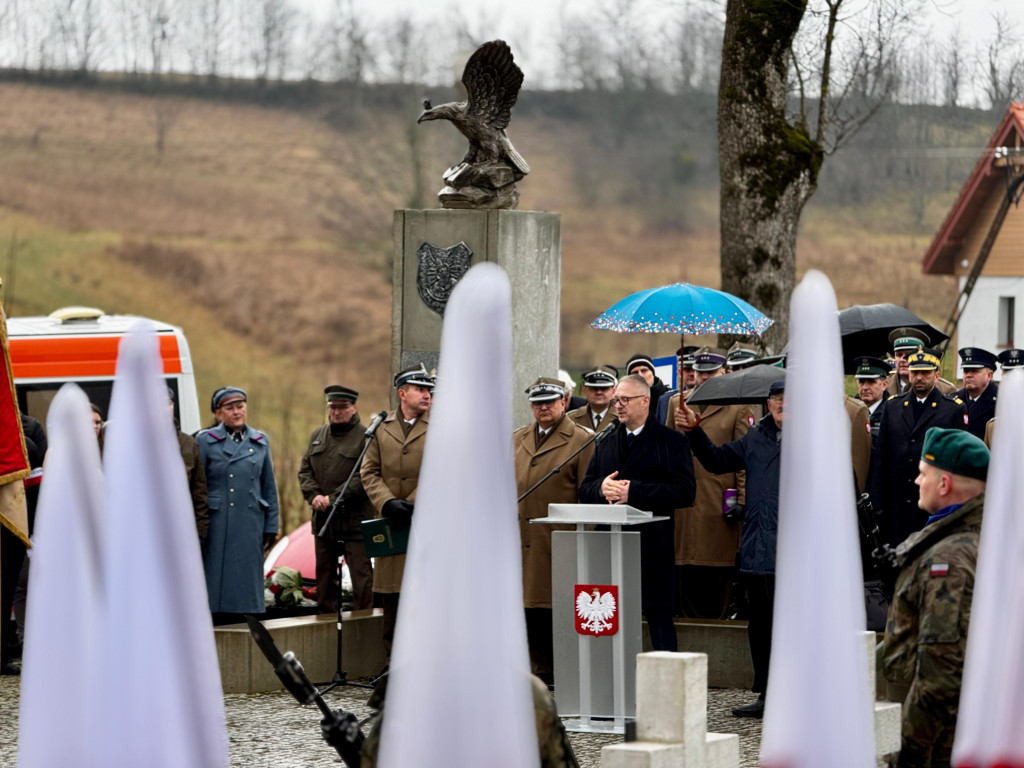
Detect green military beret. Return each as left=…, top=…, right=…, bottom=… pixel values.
left=921, top=427, right=990, bottom=481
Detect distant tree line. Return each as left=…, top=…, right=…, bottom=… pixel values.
left=0, top=0, right=1019, bottom=109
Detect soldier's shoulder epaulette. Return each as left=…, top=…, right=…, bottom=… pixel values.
left=578, top=424, right=595, bottom=435
left=944, top=394, right=964, bottom=405
left=513, top=424, right=531, bottom=437
left=251, top=430, right=269, bottom=444
left=202, top=429, right=225, bottom=442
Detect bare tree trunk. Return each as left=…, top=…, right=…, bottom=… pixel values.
left=718, top=0, right=822, bottom=351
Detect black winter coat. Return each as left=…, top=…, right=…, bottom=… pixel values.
left=867, top=386, right=968, bottom=548
left=579, top=417, right=695, bottom=610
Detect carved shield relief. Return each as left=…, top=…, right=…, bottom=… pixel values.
left=416, top=241, right=473, bottom=316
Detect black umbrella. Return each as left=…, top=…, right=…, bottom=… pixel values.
left=686, top=364, right=785, bottom=407
left=838, top=304, right=947, bottom=370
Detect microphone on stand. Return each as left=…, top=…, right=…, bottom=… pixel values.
left=594, top=418, right=619, bottom=444
left=364, top=411, right=388, bottom=439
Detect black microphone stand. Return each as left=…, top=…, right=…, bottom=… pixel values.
left=518, top=419, right=618, bottom=503
left=315, top=416, right=384, bottom=694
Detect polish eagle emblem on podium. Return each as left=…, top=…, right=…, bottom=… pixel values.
left=416, top=241, right=473, bottom=316
left=575, top=584, right=618, bottom=636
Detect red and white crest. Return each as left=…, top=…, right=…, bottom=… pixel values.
left=747, top=414, right=755, bottom=427
left=575, top=584, right=618, bottom=636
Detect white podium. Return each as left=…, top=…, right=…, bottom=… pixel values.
left=531, top=503, right=667, bottom=734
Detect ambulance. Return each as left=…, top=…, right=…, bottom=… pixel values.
left=7, top=306, right=201, bottom=433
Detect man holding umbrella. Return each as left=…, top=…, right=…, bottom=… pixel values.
left=666, top=347, right=752, bottom=620
left=676, top=379, right=785, bottom=718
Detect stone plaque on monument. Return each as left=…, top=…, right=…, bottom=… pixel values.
left=392, top=208, right=560, bottom=427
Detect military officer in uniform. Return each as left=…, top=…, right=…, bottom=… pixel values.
left=360, top=364, right=433, bottom=657
left=880, top=427, right=988, bottom=768
left=666, top=347, right=751, bottom=619
left=984, top=348, right=1024, bottom=447
left=725, top=342, right=758, bottom=371
left=568, top=366, right=618, bottom=432
left=955, top=347, right=998, bottom=441
left=198, top=387, right=279, bottom=625
left=855, top=356, right=892, bottom=446
left=298, top=385, right=376, bottom=613
left=868, top=349, right=968, bottom=549
left=515, top=378, right=595, bottom=683
left=886, top=328, right=957, bottom=397
left=845, top=394, right=872, bottom=494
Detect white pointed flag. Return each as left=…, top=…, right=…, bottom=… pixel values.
left=18, top=384, right=105, bottom=767
left=94, top=322, right=229, bottom=767
left=952, top=369, right=1024, bottom=768
left=760, top=270, right=875, bottom=767
left=378, top=263, right=538, bottom=768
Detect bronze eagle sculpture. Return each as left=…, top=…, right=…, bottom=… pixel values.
left=417, top=40, right=529, bottom=209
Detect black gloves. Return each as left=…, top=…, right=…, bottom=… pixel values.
left=871, top=543, right=901, bottom=601
left=263, top=533, right=277, bottom=551
left=723, top=503, right=744, bottom=525
left=382, top=499, right=415, bottom=526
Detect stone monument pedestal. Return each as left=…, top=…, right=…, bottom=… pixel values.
left=392, top=209, right=560, bottom=427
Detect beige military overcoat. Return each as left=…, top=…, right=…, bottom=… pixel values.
left=360, top=410, right=429, bottom=593
left=845, top=395, right=872, bottom=494
left=567, top=404, right=616, bottom=432
left=666, top=392, right=750, bottom=567
left=514, top=416, right=594, bottom=608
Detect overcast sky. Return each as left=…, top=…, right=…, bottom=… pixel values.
left=290, top=0, right=1024, bottom=95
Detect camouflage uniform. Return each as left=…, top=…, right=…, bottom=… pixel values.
left=880, top=493, right=984, bottom=768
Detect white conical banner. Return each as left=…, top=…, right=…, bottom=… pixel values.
left=760, top=270, right=875, bottom=768
left=94, top=322, right=229, bottom=767
left=378, top=263, right=538, bottom=768
left=18, top=384, right=105, bottom=767
left=953, top=369, right=1024, bottom=768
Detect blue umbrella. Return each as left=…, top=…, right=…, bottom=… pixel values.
left=591, top=282, right=773, bottom=336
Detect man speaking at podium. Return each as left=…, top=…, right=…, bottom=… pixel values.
left=579, top=374, right=696, bottom=651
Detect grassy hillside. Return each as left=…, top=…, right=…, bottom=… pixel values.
left=0, top=79, right=968, bottom=532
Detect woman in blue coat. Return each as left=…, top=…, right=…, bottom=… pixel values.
left=198, top=387, right=279, bottom=623
left=677, top=381, right=784, bottom=719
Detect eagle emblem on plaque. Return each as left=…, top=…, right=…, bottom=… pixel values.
left=416, top=241, right=473, bottom=316
left=575, top=584, right=618, bottom=636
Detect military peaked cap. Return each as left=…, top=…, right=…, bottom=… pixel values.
left=854, top=356, right=892, bottom=380
left=906, top=348, right=941, bottom=371
left=394, top=364, right=435, bottom=389
left=889, top=327, right=930, bottom=351
left=958, top=347, right=997, bottom=370
left=325, top=385, right=359, bottom=403
left=526, top=377, right=566, bottom=402
left=997, top=348, right=1024, bottom=369
left=693, top=346, right=728, bottom=372
left=582, top=366, right=618, bottom=388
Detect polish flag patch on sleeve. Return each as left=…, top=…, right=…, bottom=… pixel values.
left=930, top=563, right=949, bottom=577
left=748, top=414, right=755, bottom=427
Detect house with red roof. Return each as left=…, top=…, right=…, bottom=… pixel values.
left=923, top=103, right=1024, bottom=374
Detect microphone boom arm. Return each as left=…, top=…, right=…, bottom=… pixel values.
left=517, top=420, right=617, bottom=504
left=317, top=412, right=387, bottom=539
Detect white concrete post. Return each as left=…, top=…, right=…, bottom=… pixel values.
left=602, top=652, right=739, bottom=768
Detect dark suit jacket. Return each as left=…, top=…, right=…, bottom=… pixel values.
left=956, top=380, right=997, bottom=441
left=867, top=386, right=968, bottom=548
left=579, top=417, right=696, bottom=609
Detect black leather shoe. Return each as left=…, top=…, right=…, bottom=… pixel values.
left=731, top=698, right=764, bottom=718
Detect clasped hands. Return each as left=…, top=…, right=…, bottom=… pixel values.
left=601, top=471, right=631, bottom=505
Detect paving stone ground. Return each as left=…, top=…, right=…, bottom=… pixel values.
left=0, top=674, right=768, bottom=767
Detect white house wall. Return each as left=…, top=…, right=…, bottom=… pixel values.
left=956, top=275, right=1024, bottom=379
